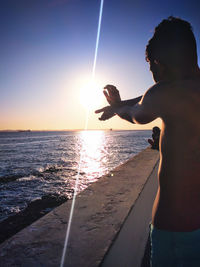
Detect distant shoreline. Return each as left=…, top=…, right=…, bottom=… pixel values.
left=0, top=129, right=152, bottom=133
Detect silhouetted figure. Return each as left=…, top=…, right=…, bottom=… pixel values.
left=96, top=16, right=200, bottom=266
left=148, top=126, right=160, bottom=150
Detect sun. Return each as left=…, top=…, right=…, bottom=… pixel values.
left=79, top=79, right=104, bottom=110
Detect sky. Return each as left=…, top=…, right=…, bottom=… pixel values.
left=1, top=0, right=200, bottom=130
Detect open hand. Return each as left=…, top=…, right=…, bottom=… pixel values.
left=103, top=84, right=121, bottom=106
left=95, top=106, right=116, bottom=121
left=95, top=84, right=122, bottom=121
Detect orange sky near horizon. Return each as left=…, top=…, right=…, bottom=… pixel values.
left=0, top=70, right=162, bottom=131
left=0, top=106, right=162, bottom=131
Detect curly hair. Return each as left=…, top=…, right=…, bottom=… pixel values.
left=146, top=17, right=197, bottom=68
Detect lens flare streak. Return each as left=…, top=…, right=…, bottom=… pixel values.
left=60, top=1, right=104, bottom=266
left=92, top=0, right=104, bottom=79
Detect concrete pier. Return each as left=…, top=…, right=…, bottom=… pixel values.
left=0, top=147, right=159, bottom=267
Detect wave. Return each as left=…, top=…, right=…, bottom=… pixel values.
left=0, top=174, right=25, bottom=183
left=0, top=164, right=74, bottom=184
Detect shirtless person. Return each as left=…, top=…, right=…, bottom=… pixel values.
left=95, top=17, right=200, bottom=266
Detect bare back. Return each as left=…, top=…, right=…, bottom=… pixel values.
left=152, top=79, right=200, bottom=231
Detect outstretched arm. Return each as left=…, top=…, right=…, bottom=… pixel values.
left=116, top=83, right=163, bottom=124
left=96, top=83, right=164, bottom=124
left=95, top=85, right=142, bottom=123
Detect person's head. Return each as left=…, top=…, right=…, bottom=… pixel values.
left=146, top=17, right=198, bottom=82
left=153, top=126, right=160, bottom=134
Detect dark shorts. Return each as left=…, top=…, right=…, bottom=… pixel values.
left=150, top=224, right=200, bottom=267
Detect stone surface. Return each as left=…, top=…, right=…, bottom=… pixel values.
left=101, top=161, right=159, bottom=267
left=0, top=147, right=159, bottom=267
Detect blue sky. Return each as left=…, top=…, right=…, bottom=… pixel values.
left=1, top=0, right=200, bottom=130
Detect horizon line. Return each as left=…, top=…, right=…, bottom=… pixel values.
left=0, top=128, right=152, bottom=132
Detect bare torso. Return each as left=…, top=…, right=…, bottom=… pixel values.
left=152, top=79, right=200, bottom=231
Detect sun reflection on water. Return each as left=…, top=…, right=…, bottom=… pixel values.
left=78, top=130, right=106, bottom=189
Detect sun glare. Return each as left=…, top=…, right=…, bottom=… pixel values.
left=79, top=79, right=104, bottom=110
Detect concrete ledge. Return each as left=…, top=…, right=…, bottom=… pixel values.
left=101, top=160, right=159, bottom=267
left=0, top=147, right=159, bottom=267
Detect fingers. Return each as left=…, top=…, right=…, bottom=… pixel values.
left=104, top=85, right=119, bottom=96
left=104, top=85, right=121, bottom=104
left=95, top=106, right=112, bottom=113
left=99, top=111, right=115, bottom=121
left=103, top=90, right=112, bottom=105
left=103, top=90, right=109, bottom=97
left=95, top=105, right=116, bottom=120
left=104, top=84, right=118, bottom=92
left=95, top=107, right=106, bottom=114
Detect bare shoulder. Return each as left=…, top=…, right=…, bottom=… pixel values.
left=141, top=81, right=171, bottom=106
left=145, top=79, right=200, bottom=94
left=132, top=82, right=172, bottom=123
left=144, top=79, right=200, bottom=105
left=132, top=79, right=200, bottom=124
left=140, top=79, right=200, bottom=122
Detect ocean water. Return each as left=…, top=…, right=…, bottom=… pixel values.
left=0, top=130, right=151, bottom=222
